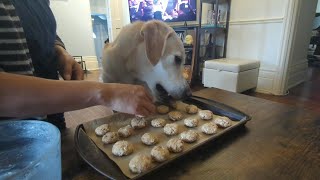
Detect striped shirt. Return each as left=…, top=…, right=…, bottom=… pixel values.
left=0, top=1, right=34, bottom=75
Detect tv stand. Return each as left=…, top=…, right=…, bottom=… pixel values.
left=184, top=21, right=188, bottom=27
left=172, top=0, right=231, bottom=85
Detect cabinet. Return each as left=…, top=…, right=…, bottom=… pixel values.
left=172, top=0, right=231, bottom=85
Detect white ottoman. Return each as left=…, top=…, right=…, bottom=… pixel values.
left=203, top=58, right=260, bottom=93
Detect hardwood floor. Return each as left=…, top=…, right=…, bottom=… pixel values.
left=64, top=66, right=320, bottom=128
left=243, top=66, right=320, bottom=112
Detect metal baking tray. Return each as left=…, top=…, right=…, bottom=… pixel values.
left=74, top=96, right=251, bottom=180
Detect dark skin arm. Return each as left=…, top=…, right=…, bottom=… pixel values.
left=0, top=72, right=156, bottom=118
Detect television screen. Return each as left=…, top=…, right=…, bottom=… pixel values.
left=128, top=0, right=197, bottom=22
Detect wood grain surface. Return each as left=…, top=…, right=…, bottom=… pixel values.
left=61, top=88, right=320, bottom=180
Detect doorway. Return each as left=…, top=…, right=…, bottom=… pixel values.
left=89, top=0, right=110, bottom=68
left=91, top=14, right=109, bottom=68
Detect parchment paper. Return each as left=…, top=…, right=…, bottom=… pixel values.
left=82, top=102, right=239, bottom=179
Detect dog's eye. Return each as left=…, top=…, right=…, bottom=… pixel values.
left=175, top=56, right=182, bottom=65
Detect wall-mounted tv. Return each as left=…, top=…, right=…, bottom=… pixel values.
left=128, top=0, right=197, bottom=22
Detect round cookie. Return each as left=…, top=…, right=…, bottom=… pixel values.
left=185, top=105, right=198, bottom=114
left=163, top=123, right=179, bottom=136
left=201, top=122, right=218, bottom=135
left=151, top=145, right=170, bottom=162
left=168, top=111, right=183, bottom=121
left=151, top=118, right=166, bottom=128
left=199, top=110, right=213, bottom=120
left=112, top=140, right=134, bottom=156
left=180, top=130, right=198, bottom=143
left=141, top=133, right=158, bottom=146
left=102, top=132, right=119, bottom=144
left=167, top=138, right=184, bottom=153
left=118, top=125, right=134, bottom=138
left=131, top=116, right=147, bottom=129
left=214, top=116, right=232, bottom=128
left=95, top=124, right=110, bottom=136
left=184, top=117, right=199, bottom=128
left=129, top=154, right=153, bottom=174
left=157, top=105, right=170, bottom=114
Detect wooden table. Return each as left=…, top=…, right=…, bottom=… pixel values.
left=61, top=88, right=320, bottom=180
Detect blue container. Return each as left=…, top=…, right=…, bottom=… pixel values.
left=0, top=120, right=61, bottom=180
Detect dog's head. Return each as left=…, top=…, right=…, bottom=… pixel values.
left=138, top=20, right=192, bottom=103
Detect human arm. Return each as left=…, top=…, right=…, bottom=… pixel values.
left=0, top=72, right=155, bottom=118
left=54, top=35, right=84, bottom=80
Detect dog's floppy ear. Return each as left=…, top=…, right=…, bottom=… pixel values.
left=140, top=21, right=173, bottom=66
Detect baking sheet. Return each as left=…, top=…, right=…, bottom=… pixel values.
left=82, top=101, right=239, bottom=179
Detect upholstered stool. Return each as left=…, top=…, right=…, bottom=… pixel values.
left=203, top=58, right=260, bottom=93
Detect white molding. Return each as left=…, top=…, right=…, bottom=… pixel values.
left=287, top=59, right=308, bottom=89
left=288, top=59, right=308, bottom=72
left=271, top=0, right=298, bottom=95
left=83, top=56, right=100, bottom=70
left=259, top=69, right=276, bottom=79
left=255, top=69, right=276, bottom=94
left=255, top=88, right=273, bottom=94
left=229, top=17, right=284, bottom=25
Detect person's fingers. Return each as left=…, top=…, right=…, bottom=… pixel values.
left=145, top=89, right=154, bottom=102
left=62, top=61, right=72, bottom=80
left=141, top=97, right=156, bottom=113
left=140, top=87, right=154, bottom=102
left=136, top=107, right=150, bottom=117
left=72, top=62, right=84, bottom=80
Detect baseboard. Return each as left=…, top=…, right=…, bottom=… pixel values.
left=82, top=56, right=100, bottom=71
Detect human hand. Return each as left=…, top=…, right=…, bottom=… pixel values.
left=98, top=83, right=156, bottom=117
left=55, top=45, right=84, bottom=80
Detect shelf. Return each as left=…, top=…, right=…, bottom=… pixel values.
left=199, top=27, right=226, bottom=34
left=201, top=0, right=229, bottom=4
left=172, top=26, right=198, bottom=31
left=201, top=24, right=226, bottom=28
left=184, top=45, right=193, bottom=48
left=200, top=44, right=215, bottom=48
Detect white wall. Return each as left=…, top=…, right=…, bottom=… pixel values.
left=90, top=0, right=107, bottom=14
left=227, top=0, right=287, bottom=94
left=50, top=0, right=96, bottom=57
left=227, top=0, right=318, bottom=95
left=286, top=0, right=317, bottom=89
left=317, top=0, right=320, bottom=13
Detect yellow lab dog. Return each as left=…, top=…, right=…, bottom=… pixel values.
left=101, top=20, right=191, bottom=103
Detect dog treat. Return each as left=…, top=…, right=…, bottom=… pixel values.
left=163, top=123, right=179, bottom=136
left=167, top=138, right=184, bottom=153
left=185, top=105, right=198, bottom=114
left=201, top=122, right=218, bottom=135
left=184, top=117, right=199, bottom=128
left=168, top=111, right=183, bottom=121
left=141, top=133, right=158, bottom=146
left=131, top=116, right=147, bottom=129
left=118, top=125, right=134, bottom=138
left=157, top=105, right=170, bottom=114
left=129, top=154, right=153, bottom=174
left=214, top=116, right=232, bottom=128
left=112, top=140, right=134, bottom=156
left=180, top=130, right=199, bottom=143
left=102, top=132, right=119, bottom=144
left=199, top=110, right=213, bottom=120
left=95, top=124, right=110, bottom=136
left=151, top=118, right=166, bottom=128
left=151, top=145, right=170, bottom=162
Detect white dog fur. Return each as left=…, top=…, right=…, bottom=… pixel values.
left=101, top=20, right=191, bottom=102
